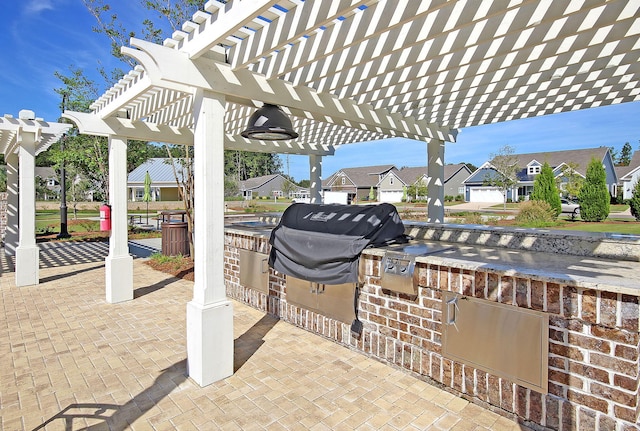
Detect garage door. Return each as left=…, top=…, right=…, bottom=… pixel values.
left=469, top=187, right=503, bottom=202
left=379, top=190, right=404, bottom=203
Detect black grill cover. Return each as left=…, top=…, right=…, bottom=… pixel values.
left=268, top=203, right=407, bottom=284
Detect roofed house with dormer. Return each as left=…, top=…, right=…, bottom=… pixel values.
left=462, top=147, right=618, bottom=203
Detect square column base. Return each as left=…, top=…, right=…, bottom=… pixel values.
left=15, top=245, right=39, bottom=286
left=187, top=299, right=234, bottom=386
left=105, top=254, right=133, bottom=303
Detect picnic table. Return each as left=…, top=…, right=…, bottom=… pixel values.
left=128, top=214, right=142, bottom=224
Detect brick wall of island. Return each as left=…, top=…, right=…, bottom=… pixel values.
left=224, top=227, right=639, bottom=431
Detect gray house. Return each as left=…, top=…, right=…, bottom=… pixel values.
left=323, top=165, right=398, bottom=203
left=396, top=164, right=472, bottom=201
left=240, top=174, right=302, bottom=200
left=463, top=147, right=618, bottom=203
left=615, top=151, right=640, bottom=201
left=323, top=164, right=472, bottom=203
left=35, top=167, right=59, bottom=200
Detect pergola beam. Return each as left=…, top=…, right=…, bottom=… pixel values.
left=123, top=38, right=457, bottom=142
left=62, top=112, right=336, bottom=155
left=181, top=0, right=279, bottom=60
left=62, top=112, right=194, bottom=145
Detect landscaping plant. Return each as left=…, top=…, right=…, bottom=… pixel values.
left=515, top=200, right=557, bottom=227
left=578, top=157, right=610, bottom=222
left=530, top=162, right=561, bottom=217
left=629, top=179, right=640, bottom=221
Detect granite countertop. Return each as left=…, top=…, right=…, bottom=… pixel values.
left=364, top=240, right=640, bottom=296
left=224, top=224, right=640, bottom=296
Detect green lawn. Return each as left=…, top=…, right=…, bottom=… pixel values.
left=34, top=202, right=640, bottom=238
left=554, top=219, right=640, bottom=234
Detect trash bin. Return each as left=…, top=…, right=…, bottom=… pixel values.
left=161, top=221, right=190, bottom=256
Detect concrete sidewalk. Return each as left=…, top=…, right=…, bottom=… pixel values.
left=1, top=244, right=531, bottom=430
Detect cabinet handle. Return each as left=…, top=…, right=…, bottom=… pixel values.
left=446, top=296, right=458, bottom=325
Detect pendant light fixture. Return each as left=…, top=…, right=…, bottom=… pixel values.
left=241, top=104, right=299, bottom=140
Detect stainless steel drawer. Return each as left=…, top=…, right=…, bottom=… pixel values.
left=442, top=292, right=549, bottom=393
left=287, top=276, right=356, bottom=324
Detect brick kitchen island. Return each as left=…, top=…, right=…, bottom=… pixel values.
left=224, top=222, right=639, bottom=431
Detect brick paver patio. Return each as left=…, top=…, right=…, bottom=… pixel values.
left=1, top=243, right=531, bottom=430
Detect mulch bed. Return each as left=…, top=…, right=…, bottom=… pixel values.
left=144, top=257, right=195, bottom=281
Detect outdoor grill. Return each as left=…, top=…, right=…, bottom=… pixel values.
left=268, top=203, right=408, bottom=334
left=268, top=203, right=408, bottom=284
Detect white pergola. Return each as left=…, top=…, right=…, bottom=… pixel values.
left=0, top=111, right=71, bottom=286
left=59, top=0, right=639, bottom=386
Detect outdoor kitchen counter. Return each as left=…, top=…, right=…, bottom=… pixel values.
left=224, top=224, right=640, bottom=429
left=363, top=239, right=640, bottom=296
left=225, top=222, right=640, bottom=295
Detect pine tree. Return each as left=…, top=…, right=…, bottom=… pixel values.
left=530, top=162, right=561, bottom=217
left=578, top=158, right=610, bottom=222
left=629, top=179, right=640, bottom=221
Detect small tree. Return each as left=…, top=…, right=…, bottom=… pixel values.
left=369, top=186, right=375, bottom=201
left=281, top=177, right=297, bottom=199
left=530, top=162, right=561, bottom=217
left=617, top=142, right=633, bottom=166
left=629, top=179, right=640, bottom=221
left=407, top=179, right=428, bottom=201
left=578, top=157, right=610, bottom=222
left=559, top=162, right=584, bottom=199
left=486, top=144, right=519, bottom=210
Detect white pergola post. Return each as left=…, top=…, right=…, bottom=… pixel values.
left=15, top=136, right=38, bottom=286
left=105, top=135, right=133, bottom=303
left=309, top=155, right=322, bottom=204
left=427, top=139, right=445, bottom=223
left=5, top=152, right=19, bottom=256
left=187, top=89, right=234, bottom=386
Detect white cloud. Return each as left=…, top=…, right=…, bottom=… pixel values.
left=24, top=0, right=55, bottom=14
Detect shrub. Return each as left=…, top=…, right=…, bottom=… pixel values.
left=37, top=224, right=56, bottom=235
left=629, top=180, right=640, bottom=221
left=611, top=194, right=624, bottom=205
left=79, top=220, right=99, bottom=232
left=515, top=200, right=556, bottom=227
left=530, top=162, right=561, bottom=217
left=461, top=212, right=483, bottom=224
left=578, top=158, right=610, bottom=222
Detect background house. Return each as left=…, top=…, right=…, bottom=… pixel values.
left=323, top=164, right=472, bottom=204
left=396, top=164, right=472, bottom=201
left=35, top=167, right=58, bottom=200
left=127, top=158, right=185, bottom=202
left=323, top=165, right=398, bottom=203
left=463, top=147, right=617, bottom=203
left=239, top=174, right=302, bottom=200
left=615, top=151, right=640, bottom=201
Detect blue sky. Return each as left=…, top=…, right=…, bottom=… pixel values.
left=2, top=1, right=639, bottom=183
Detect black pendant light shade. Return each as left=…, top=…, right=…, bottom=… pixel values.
left=241, top=104, right=299, bottom=140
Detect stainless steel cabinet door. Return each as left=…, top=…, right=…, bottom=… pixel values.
left=442, top=292, right=548, bottom=393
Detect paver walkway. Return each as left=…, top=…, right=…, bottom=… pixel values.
left=1, top=243, right=532, bottom=430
